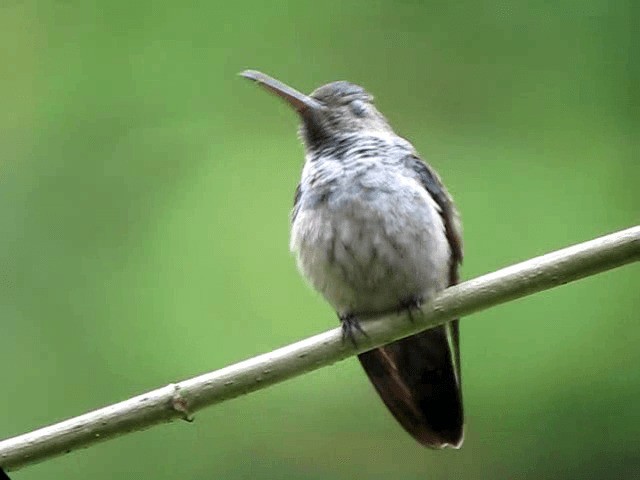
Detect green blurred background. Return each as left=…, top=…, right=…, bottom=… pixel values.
left=1, top=1, right=638, bottom=479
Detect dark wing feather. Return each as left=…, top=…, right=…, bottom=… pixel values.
left=405, top=154, right=463, bottom=277
left=357, top=155, right=464, bottom=448
left=406, top=153, right=463, bottom=390
left=291, top=183, right=302, bottom=223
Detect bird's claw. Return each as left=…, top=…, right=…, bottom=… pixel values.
left=398, top=296, right=424, bottom=323
left=339, top=313, right=368, bottom=348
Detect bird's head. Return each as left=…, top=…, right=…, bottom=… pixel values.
left=240, top=70, right=393, bottom=150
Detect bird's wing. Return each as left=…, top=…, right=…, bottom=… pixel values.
left=404, top=154, right=463, bottom=281
left=357, top=154, right=464, bottom=448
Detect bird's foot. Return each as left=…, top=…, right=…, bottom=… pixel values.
left=398, top=296, right=424, bottom=323
left=338, top=313, right=368, bottom=347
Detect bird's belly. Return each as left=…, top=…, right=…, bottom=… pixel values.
left=290, top=180, right=451, bottom=315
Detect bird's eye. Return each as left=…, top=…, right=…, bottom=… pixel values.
left=350, top=99, right=367, bottom=117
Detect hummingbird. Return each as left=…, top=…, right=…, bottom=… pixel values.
left=241, top=70, right=464, bottom=448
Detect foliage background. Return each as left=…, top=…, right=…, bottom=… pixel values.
left=1, top=2, right=638, bottom=479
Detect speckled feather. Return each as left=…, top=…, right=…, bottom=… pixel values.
left=291, top=133, right=452, bottom=315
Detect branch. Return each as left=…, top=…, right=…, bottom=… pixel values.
left=1, top=226, right=638, bottom=472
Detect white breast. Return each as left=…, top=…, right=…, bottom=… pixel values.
left=290, top=168, right=450, bottom=316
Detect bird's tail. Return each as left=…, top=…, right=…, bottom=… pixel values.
left=357, top=320, right=463, bottom=448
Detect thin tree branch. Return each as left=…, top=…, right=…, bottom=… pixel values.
left=1, top=226, right=639, bottom=472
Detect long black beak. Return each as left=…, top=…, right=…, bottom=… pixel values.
left=240, top=70, right=324, bottom=114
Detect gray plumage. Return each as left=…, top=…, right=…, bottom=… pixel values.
left=242, top=71, right=464, bottom=448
